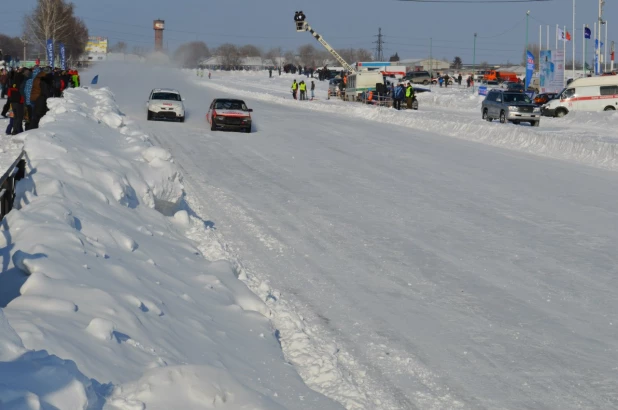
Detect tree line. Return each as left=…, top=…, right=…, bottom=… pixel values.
left=165, top=41, right=375, bottom=69
left=0, top=0, right=89, bottom=64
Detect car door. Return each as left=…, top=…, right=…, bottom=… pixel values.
left=207, top=101, right=214, bottom=123
left=492, top=91, right=503, bottom=117
left=486, top=91, right=496, bottom=117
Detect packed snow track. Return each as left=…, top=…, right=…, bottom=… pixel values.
left=90, top=63, right=618, bottom=410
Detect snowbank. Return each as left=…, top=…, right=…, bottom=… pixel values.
left=197, top=71, right=618, bottom=172
left=0, top=88, right=342, bottom=409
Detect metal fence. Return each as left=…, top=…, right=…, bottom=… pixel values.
left=0, top=151, right=26, bottom=220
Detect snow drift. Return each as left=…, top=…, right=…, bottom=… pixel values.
left=0, top=87, right=342, bottom=409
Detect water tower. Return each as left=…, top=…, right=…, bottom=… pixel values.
left=154, top=19, right=165, bottom=51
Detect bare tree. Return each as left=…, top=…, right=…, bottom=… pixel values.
left=63, top=17, right=87, bottom=61
left=389, top=52, right=400, bottom=62
left=0, top=34, right=23, bottom=60
left=109, top=41, right=128, bottom=53
left=452, top=56, right=463, bottom=69
left=264, top=47, right=282, bottom=65
left=336, top=48, right=355, bottom=64
left=132, top=45, right=148, bottom=57
left=298, top=43, right=317, bottom=66
left=356, top=48, right=373, bottom=62
left=238, top=44, right=262, bottom=57
left=174, top=41, right=210, bottom=68
left=217, top=43, right=240, bottom=68
left=283, top=50, right=296, bottom=64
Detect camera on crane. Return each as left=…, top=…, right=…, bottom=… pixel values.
left=294, top=11, right=306, bottom=31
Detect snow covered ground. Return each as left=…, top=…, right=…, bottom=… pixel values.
left=0, top=87, right=342, bottom=409
left=2, top=62, right=618, bottom=410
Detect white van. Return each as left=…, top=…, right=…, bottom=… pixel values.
left=345, top=71, right=385, bottom=101
left=543, top=76, right=618, bottom=117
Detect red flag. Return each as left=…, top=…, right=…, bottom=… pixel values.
left=566, top=31, right=572, bottom=41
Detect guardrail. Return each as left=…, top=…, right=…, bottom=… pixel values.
left=0, top=151, right=26, bottom=220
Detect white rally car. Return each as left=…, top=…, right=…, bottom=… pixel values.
left=147, top=88, right=185, bottom=122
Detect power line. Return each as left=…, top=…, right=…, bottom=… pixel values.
left=398, top=0, right=551, bottom=3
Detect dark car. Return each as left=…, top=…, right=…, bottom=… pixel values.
left=534, top=92, right=558, bottom=106
left=506, top=82, right=525, bottom=93
left=206, top=98, right=253, bottom=133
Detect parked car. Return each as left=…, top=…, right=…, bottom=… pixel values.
left=404, top=71, right=431, bottom=85
left=534, top=92, right=558, bottom=106
left=146, top=88, right=185, bottom=122
left=481, top=89, right=541, bottom=126
left=506, top=82, right=525, bottom=93
left=206, top=98, right=253, bottom=133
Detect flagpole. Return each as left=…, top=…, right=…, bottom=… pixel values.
left=583, top=24, right=586, bottom=76
left=562, top=26, right=566, bottom=85
left=594, top=22, right=597, bottom=74
left=604, top=20, right=608, bottom=73
left=572, top=0, right=576, bottom=78
left=547, top=25, right=549, bottom=51
left=556, top=24, right=559, bottom=50
left=540, top=25, right=542, bottom=51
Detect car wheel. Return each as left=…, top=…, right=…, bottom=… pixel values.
left=604, top=106, right=616, bottom=111
left=482, top=109, right=489, bottom=121
left=532, top=120, right=540, bottom=127
left=178, top=116, right=185, bottom=123
left=147, top=111, right=152, bottom=121
left=423, top=80, right=429, bottom=85
left=245, top=127, right=251, bottom=133
left=555, top=108, right=567, bottom=118
left=499, top=111, right=506, bottom=123
left=211, top=120, right=216, bottom=131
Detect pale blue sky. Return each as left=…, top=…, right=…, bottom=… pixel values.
left=4, top=0, right=617, bottom=64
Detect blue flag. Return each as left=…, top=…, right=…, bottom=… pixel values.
left=585, top=27, right=591, bottom=39
left=525, top=50, right=534, bottom=91
left=46, top=39, right=54, bottom=67
left=91, top=75, right=99, bottom=85
left=59, top=43, right=66, bottom=70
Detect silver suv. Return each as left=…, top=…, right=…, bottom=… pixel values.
left=481, top=89, right=541, bottom=126
left=404, top=71, right=431, bottom=85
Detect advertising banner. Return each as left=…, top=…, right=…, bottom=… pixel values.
left=60, top=43, right=66, bottom=70
left=539, top=49, right=565, bottom=93
left=525, top=50, right=534, bottom=90
left=46, top=39, right=54, bottom=68
left=85, top=37, right=108, bottom=54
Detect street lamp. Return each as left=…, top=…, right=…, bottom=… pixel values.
left=472, top=33, right=477, bottom=93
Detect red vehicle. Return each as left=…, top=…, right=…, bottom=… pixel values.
left=206, top=98, right=253, bottom=133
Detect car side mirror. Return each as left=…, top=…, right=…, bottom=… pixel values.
left=247, top=108, right=253, bottom=112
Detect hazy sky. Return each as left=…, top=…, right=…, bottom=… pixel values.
left=4, top=0, right=617, bottom=64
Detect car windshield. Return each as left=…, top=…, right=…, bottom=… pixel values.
left=215, top=100, right=247, bottom=110
left=152, top=92, right=181, bottom=101
left=503, top=93, right=531, bottom=103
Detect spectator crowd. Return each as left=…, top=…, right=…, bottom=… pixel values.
left=0, top=66, right=80, bottom=135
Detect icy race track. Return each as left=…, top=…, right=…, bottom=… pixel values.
left=4, top=62, right=618, bottom=410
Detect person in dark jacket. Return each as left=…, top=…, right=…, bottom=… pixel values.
left=7, top=74, right=24, bottom=135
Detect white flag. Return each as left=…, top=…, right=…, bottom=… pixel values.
left=557, top=27, right=566, bottom=41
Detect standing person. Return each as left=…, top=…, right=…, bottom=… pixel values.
left=7, top=75, right=24, bottom=135
left=23, top=66, right=38, bottom=130
left=458, top=73, right=462, bottom=86
left=394, top=83, right=404, bottom=110
left=310, top=80, right=315, bottom=100
left=299, top=80, right=306, bottom=100
left=405, top=82, right=415, bottom=110
left=278, top=67, right=281, bottom=76
left=291, top=79, right=298, bottom=99
left=269, top=68, right=272, bottom=78
left=0, top=69, right=8, bottom=99
left=443, top=74, right=449, bottom=88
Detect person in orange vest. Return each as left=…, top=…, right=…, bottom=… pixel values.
left=367, top=90, right=373, bottom=104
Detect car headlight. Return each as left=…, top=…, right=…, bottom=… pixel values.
left=508, top=106, right=519, bottom=111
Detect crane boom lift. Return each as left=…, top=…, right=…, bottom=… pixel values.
left=294, top=11, right=356, bottom=73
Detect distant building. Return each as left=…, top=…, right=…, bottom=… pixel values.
left=399, top=58, right=450, bottom=72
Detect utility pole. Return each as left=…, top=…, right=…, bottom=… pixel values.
left=20, top=36, right=29, bottom=61
left=472, top=33, right=477, bottom=94
left=429, top=37, right=433, bottom=79
left=374, top=28, right=384, bottom=61
left=572, top=0, right=576, bottom=78
left=525, top=11, right=530, bottom=65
